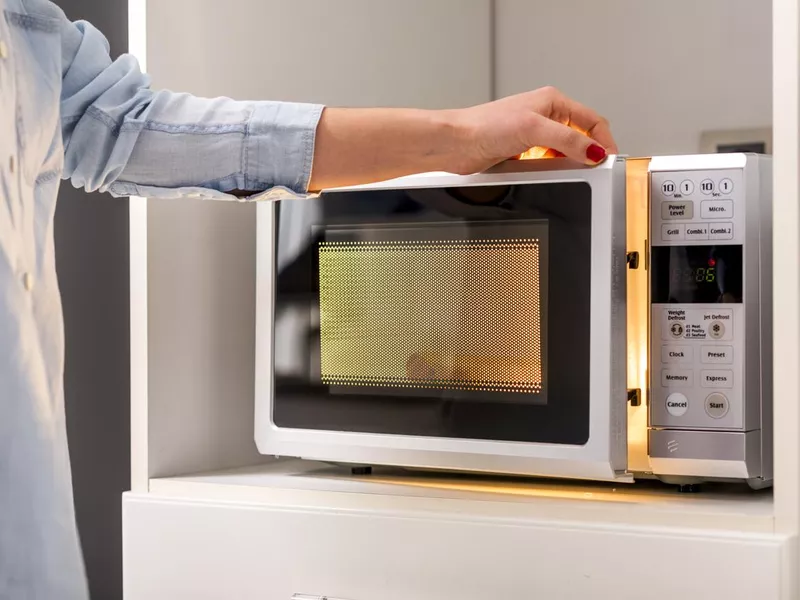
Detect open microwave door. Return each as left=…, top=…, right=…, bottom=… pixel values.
left=255, top=157, right=630, bottom=482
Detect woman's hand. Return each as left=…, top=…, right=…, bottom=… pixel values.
left=445, top=86, right=618, bottom=174
left=308, top=86, right=617, bottom=191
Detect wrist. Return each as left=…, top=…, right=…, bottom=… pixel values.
left=428, top=108, right=473, bottom=175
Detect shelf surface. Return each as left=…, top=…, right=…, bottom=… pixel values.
left=148, top=459, right=775, bottom=534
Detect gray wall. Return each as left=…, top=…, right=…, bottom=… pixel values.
left=55, top=1, right=130, bottom=599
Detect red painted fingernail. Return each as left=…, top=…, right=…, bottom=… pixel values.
left=586, top=144, right=606, bottom=163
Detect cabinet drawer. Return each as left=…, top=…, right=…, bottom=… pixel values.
left=123, top=493, right=783, bottom=600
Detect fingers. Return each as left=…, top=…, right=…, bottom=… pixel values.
left=532, top=117, right=609, bottom=165
left=542, top=87, right=619, bottom=154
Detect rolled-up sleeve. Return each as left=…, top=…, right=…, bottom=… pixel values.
left=52, top=10, right=323, bottom=201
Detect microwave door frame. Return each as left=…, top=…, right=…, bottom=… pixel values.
left=254, top=157, right=630, bottom=483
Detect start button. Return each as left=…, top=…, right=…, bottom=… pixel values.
left=705, top=393, right=729, bottom=419
left=666, top=392, right=689, bottom=417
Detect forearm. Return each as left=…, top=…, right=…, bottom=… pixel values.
left=308, top=107, right=462, bottom=191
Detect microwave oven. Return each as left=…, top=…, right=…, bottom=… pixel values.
left=254, top=153, right=773, bottom=490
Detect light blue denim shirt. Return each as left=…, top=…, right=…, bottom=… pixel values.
left=0, top=1, right=323, bottom=597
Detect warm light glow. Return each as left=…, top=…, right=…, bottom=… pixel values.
left=518, top=124, right=589, bottom=160
left=625, top=158, right=652, bottom=472
left=318, top=237, right=544, bottom=394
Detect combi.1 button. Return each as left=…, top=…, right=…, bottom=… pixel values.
left=705, top=393, right=729, bottom=419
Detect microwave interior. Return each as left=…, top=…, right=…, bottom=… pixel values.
left=272, top=180, right=596, bottom=446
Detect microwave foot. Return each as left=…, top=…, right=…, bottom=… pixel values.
left=747, top=477, right=773, bottom=491
left=351, top=466, right=373, bottom=476
left=676, top=483, right=702, bottom=494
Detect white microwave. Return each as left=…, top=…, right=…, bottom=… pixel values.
left=254, top=153, right=772, bottom=491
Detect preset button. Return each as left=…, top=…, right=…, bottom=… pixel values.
left=701, top=346, right=733, bottom=364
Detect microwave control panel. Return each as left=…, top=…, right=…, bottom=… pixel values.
left=649, top=168, right=747, bottom=431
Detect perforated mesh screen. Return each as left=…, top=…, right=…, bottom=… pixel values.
left=318, top=238, right=544, bottom=394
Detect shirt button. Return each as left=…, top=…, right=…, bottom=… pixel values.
left=0, top=41, right=8, bottom=59
left=9, top=156, right=15, bottom=174
left=23, top=273, right=33, bottom=291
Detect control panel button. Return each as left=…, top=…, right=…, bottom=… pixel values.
left=708, top=321, right=725, bottom=339
left=661, top=224, right=685, bottom=241
left=662, top=345, right=692, bottom=364
left=668, top=322, right=684, bottom=339
left=700, top=179, right=715, bottom=195
left=666, top=392, right=689, bottom=417
left=701, top=370, right=733, bottom=388
left=709, top=223, right=734, bottom=240
left=662, top=370, right=693, bottom=387
left=661, top=181, right=676, bottom=195
left=662, top=201, right=694, bottom=220
left=680, top=180, right=695, bottom=195
left=705, top=393, right=729, bottom=419
left=701, top=345, right=733, bottom=364
left=685, top=225, right=709, bottom=240
left=701, top=200, right=733, bottom=219
left=719, top=178, right=734, bottom=194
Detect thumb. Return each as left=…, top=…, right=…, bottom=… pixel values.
left=532, top=118, right=608, bottom=165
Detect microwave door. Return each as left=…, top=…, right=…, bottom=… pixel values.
left=256, top=159, right=629, bottom=482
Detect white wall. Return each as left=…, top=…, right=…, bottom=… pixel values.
left=143, top=0, right=492, bottom=479
left=495, top=0, right=772, bottom=156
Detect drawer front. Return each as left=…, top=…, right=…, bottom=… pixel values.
left=123, top=494, right=783, bottom=600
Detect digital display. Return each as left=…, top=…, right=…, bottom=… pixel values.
left=651, top=245, right=743, bottom=304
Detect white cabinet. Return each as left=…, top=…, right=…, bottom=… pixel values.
left=126, top=0, right=800, bottom=598
left=124, top=492, right=784, bottom=600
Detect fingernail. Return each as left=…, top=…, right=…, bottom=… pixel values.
left=552, top=151, right=566, bottom=158
left=586, top=144, right=606, bottom=163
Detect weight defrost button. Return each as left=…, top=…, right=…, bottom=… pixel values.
left=666, top=392, right=689, bottom=417
left=705, top=393, right=730, bottom=419
left=670, top=322, right=684, bottom=338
